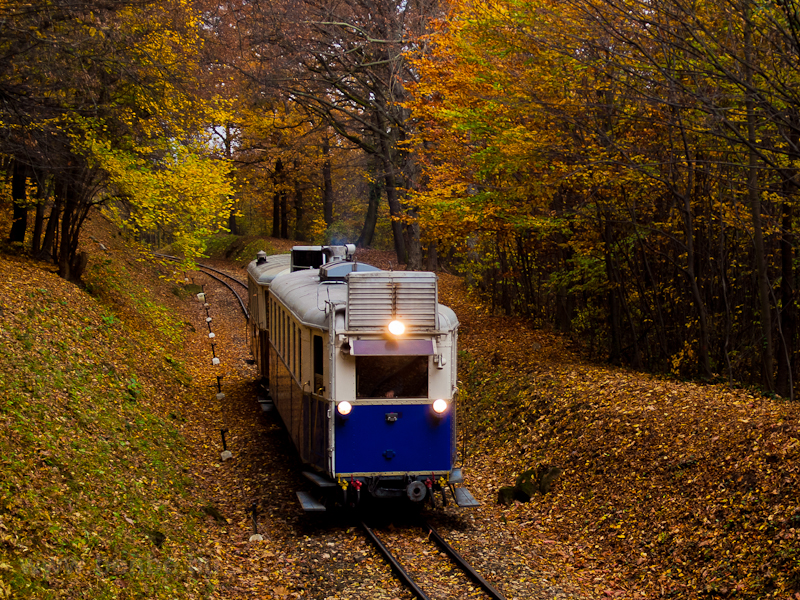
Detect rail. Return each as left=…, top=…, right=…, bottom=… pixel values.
left=153, top=253, right=249, bottom=320
left=360, top=519, right=506, bottom=600
left=425, top=522, right=507, bottom=600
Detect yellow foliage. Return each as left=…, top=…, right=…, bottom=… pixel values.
left=81, top=134, right=234, bottom=261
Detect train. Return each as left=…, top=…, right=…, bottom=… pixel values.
left=246, top=244, right=478, bottom=511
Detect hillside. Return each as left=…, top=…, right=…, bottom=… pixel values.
left=444, top=289, right=800, bottom=598
left=0, top=217, right=219, bottom=597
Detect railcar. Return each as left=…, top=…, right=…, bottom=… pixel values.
left=246, top=245, right=478, bottom=511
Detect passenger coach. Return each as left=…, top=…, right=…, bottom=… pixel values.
left=246, top=246, right=478, bottom=511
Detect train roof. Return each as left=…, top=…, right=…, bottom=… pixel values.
left=247, top=253, right=291, bottom=285
left=269, top=265, right=459, bottom=333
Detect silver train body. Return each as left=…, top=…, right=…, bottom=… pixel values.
left=246, top=245, right=478, bottom=511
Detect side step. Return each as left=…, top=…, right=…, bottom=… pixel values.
left=449, top=468, right=464, bottom=484
left=303, top=471, right=337, bottom=488
left=453, top=487, right=480, bottom=508
left=257, top=395, right=273, bottom=412
left=296, top=491, right=326, bottom=512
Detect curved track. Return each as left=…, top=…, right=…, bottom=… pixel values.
left=360, top=520, right=507, bottom=600
left=153, top=253, right=249, bottom=319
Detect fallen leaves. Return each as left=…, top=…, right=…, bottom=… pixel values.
left=445, top=267, right=800, bottom=598
left=10, top=226, right=799, bottom=599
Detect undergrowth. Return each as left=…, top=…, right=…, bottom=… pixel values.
left=0, top=255, right=215, bottom=598
left=457, top=347, right=800, bottom=598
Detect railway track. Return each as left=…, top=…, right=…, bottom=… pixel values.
left=361, top=520, right=507, bottom=600
left=153, top=253, right=249, bottom=319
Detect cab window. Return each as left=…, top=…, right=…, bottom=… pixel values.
left=356, top=355, right=428, bottom=399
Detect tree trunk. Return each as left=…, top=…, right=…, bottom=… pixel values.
left=294, top=178, right=306, bottom=241
left=58, top=183, right=75, bottom=279
left=228, top=199, right=239, bottom=235
left=604, top=221, right=623, bottom=364
left=9, top=160, right=28, bottom=244
left=403, top=213, right=423, bottom=270
left=280, top=190, right=289, bottom=239
left=322, top=136, right=334, bottom=227
left=40, top=180, right=64, bottom=260
left=745, top=12, right=775, bottom=390
left=30, top=171, right=50, bottom=255
left=357, top=177, right=381, bottom=247
left=680, top=194, right=713, bottom=379
left=31, top=202, right=45, bottom=255
left=224, top=124, right=239, bottom=235
left=376, top=115, right=406, bottom=263
left=382, top=164, right=406, bottom=263
left=272, top=158, right=283, bottom=238
left=426, top=241, right=439, bottom=271
left=56, top=180, right=91, bottom=282
left=777, top=200, right=795, bottom=399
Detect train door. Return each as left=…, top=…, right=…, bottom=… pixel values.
left=302, top=332, right=328, bottom=471
left=313, top=334, right=324, bottom=395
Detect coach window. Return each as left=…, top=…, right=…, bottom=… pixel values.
left=356, top=355, right=428, bottom=399
left=291, top=322, right=296, bottom=374
left=313, top=335, right=324, bottom=394
left=295, top=326, right=301, bottom=377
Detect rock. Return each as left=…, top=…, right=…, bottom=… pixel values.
left=145, top=528, right=166, bottom=548
left=497, top=464, right=563, bottom=505
left=498, top=486, right=516, bottom=505
left=202, top=504, right=226, bottom=523
left=538, top=466, right=563, bottom=494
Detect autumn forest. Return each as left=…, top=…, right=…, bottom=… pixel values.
left=4, top=0, right=800, bottom=395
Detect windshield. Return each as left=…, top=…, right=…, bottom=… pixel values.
left=356, top=355, right=429, bottom=399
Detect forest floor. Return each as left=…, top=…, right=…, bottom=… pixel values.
left=2, top=216, right=800, bottom=599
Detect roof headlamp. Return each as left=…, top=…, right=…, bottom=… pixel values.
left=388, top=320, right=405, bottom=336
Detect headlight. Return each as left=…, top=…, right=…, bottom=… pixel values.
left=432, top=399, right=448, bottom=414
left=337, top=401, right=353, bottom=416
left=388, top=320, right=405, bottom=336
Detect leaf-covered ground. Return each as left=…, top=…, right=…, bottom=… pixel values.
left=0, top=226, right=216, bottom=597
left=2, top=220, right=799, bottom=599
left=442, top=283, right=800, bottom=599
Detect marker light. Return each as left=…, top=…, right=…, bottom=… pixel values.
left=432, top=399, right=448, bottom=414
left=337, top=401, right=353, bottom=416
left=388, top=320, right=405, bottom=336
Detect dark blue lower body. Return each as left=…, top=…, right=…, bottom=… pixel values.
left=335, top=404, right=454, bottom=475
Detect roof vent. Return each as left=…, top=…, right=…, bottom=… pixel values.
left=256, top=250, right=267, bottom=265
left=319, top=261, right=381, bottom=282
left=346, top=272, right=439, bottom=331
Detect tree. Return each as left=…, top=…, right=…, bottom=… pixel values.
left=1, top=0, right=231, bottom=278
left=235, top=0, right=444, bottom=266
left=408, top=0, right=800, bottom=390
